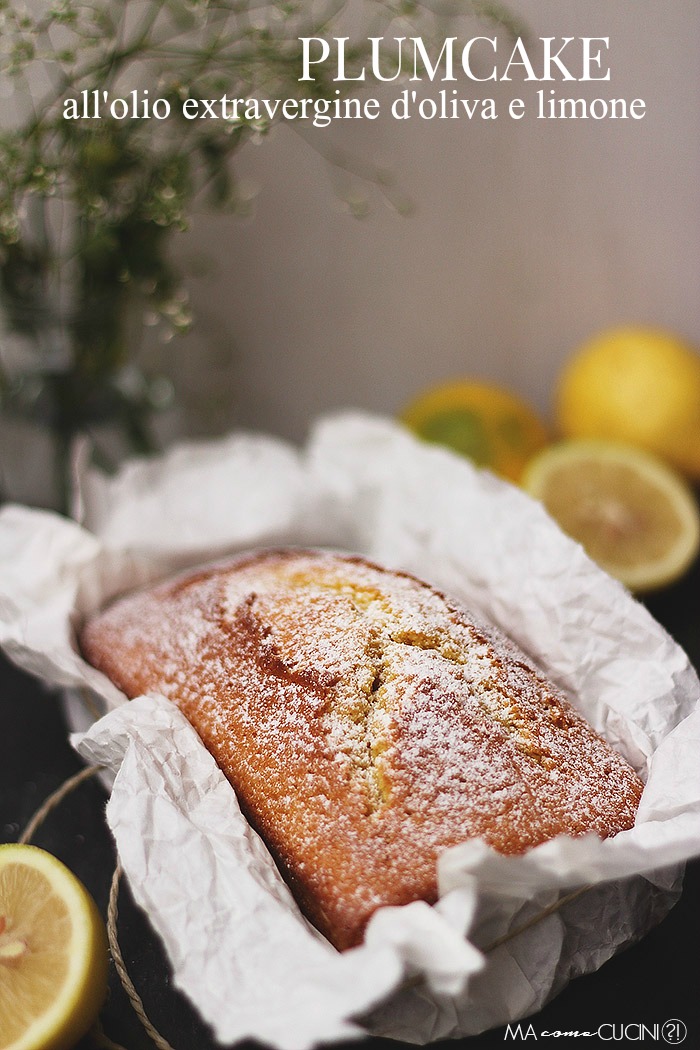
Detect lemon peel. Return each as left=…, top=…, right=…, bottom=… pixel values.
left=400, top=379, right=549, bottom=482
left=0, top=844, right=109, bottom=1050
left=523, top=440, right=700, bottom=592
left=556, top=327, right=700, bottom=479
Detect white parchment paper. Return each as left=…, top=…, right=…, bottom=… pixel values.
left=1, top=412, right=699, bottom=1046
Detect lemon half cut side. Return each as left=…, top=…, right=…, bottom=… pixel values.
left=523, top=441, right=700, bottom=592
left=0, top=844, right=109, bottom=1050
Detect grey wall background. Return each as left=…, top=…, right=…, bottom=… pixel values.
left=4, top=0, right=698, bottom=506
left=171, top=0, right=699, bottom=445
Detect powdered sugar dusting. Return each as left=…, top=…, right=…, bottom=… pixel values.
left=80, top=549, right=643, bottom=950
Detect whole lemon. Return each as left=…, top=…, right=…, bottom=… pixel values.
left=556, top=327, right=700, bottom=479
left=401, top=379, right=549, bottom=482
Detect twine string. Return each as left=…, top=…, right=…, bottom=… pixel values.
left=19, top=766, right=593, bottom=1050
left=108, top=864, right=176, bottom=1050
left=18, top=763, right=104, bottom=845
left=19, top=763, right=174, bottom=1050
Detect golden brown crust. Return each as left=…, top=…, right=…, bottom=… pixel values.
left=80, top=549, right=643, bottom=950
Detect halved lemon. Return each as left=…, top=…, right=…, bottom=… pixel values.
left=400, top=379, right=549, bottom=482
left=0, top=844, right=109, bottom=1050
left=523, top=440, right=700, bottom=592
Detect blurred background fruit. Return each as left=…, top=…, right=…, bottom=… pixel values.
left=400, top=379, right=549, bottom=483
left=522, top=440, right=700, bottom=592
left=402, top=324, right=700, bottom=592
left=556, top=328, right=700, bottom=480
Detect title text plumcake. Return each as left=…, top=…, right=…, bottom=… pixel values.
left=80, top=550, right=643, bottom=950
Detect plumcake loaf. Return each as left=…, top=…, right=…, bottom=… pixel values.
left=80, top=549, right=643, bottom=950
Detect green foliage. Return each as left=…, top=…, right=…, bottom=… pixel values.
left=0, top=0, right=508, bottom=508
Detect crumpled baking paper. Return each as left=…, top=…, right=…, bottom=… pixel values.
left=1, top=411, right=699, bottom=1047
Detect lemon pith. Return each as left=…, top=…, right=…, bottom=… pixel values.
left=523, top=441, right=700, bottom=592
left=0, top=845, right=109, bottom=1050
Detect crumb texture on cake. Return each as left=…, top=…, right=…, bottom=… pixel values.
left=80, top=549, right=644, bottom=950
